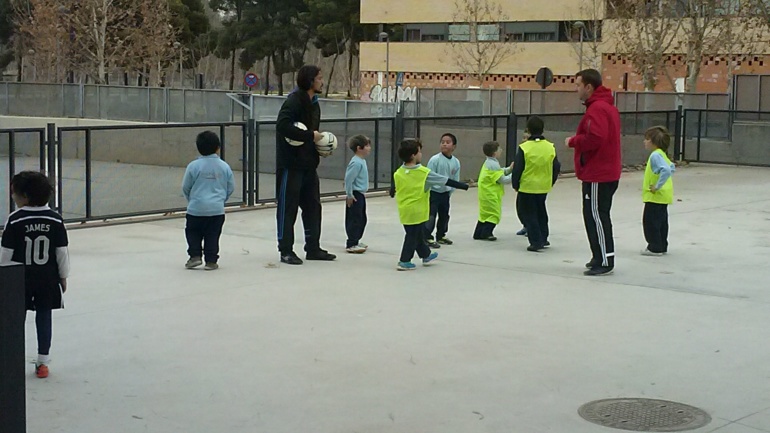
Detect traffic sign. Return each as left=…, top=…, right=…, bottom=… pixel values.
left=535, top=67, right=553, bottom=89
left=396, top=72, right=405, bottom=87
left=244, top=72, right=259, bottom=89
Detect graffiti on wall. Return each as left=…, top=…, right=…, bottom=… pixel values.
left=361, top=84, right=417, bottom=103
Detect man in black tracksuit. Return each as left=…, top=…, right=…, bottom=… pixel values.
left=275, top=65, right=336, bottom=265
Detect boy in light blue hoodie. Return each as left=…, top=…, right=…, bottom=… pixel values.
left=182, top=131, right=235, bottom=270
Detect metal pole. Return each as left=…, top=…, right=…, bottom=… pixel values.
left=374, top=120, right=380, bottom=189
left=8, top=132, right=15, bottom=212
left=579, top=30, right=584, bottom=71
left=0, top=263, right=26, bottom=433
left=386, top=38, right=390, bottom=103
left=85, top=129, right=92, bottom=218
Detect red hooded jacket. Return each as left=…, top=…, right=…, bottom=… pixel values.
left=568, top=86, right=622, bottom=182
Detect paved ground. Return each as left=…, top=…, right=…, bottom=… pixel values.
left=19, top=164, right=770, bottom=433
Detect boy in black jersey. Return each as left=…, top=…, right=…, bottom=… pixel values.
left=1, top=171, right=70, bottom=378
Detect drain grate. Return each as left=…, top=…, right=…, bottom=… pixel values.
left=578, top=398, right=711, bottom=432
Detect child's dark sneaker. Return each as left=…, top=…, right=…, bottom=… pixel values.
left=185, top=257, right=202, bottom=269
left=437, top=237, right=453, bottom=245
left=397, top=261, right=416, bottom=271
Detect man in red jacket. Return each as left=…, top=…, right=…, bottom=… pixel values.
left=565, top=69, right=622, bottom=276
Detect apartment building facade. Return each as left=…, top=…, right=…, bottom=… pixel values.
left=358, top=0, right=770, bottom=101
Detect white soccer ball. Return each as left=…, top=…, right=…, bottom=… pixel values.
left=286, top=122, right=307, bottom=146
left=316, top=131, right=338, bottom=157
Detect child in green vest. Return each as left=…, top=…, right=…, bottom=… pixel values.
left=511, top=116, right=561, bottom=252
left=641, top=126, right=675, bottom=256
left=473, top=141, right=514, bottom=241
left=393, top=139, right=469, bottom=271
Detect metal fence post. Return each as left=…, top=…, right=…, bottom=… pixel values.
left=219, top=124, right=226, bottom=162
left=46, top=123, right=57, bottom=210
left=3, top=82, right=9, bottom=115
left=696, top=110, right=703, bottom=162
left=241, top=124, right=248, bottom=205
left=373, top=119, right=380, bottom=189
left=0, top=263, right=26, bottom=433
left=8, top=132, right=15, bottom=212
left=85, top=129, right=92, bottom=219
left=682, top=110, right=688, bottom=160
left=674, top=105, right=683, bottom=161
left=506, top=112, right=518, bottom=166
left=390, top=108, right=405, bottom=196
left=79, top=82, right=85, bottom=118
left=248, top=120, right=257, bottom=206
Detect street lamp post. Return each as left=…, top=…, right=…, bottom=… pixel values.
left=379, top=31, right=390, bottom=103
left=28, top=49, right=36, bottom=82
left=173, top=42, right=183, bottom=88
left=573, top=21, right=586, bottom=71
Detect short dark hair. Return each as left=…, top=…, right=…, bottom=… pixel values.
left=441, top=133, right=457, bottom=146
left=526, top=116, right=544, bottom=136
left=398, top=138, right=422, bottom=163
left=10, top=171, right=53, bottom=206
left=645, top=126, right=671, bottom=152
left=348, top=135, right=371, bottom=152
left=576, top=69, right=602, bottom=90
left=482, top=141, right=500, bottom=157
left=297, top=65, right=321, bottom=91
left=196, top=131, right=220, bottom=156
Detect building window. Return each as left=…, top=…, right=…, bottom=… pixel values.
left=524, top=32, right=554, bottom=42
left=477, top=24, right=501, bottom=41
left=449, top=24, right=471, bottom=41
left=406, top=29, right=421, bottom=41
left=422, top=34, right=446, bottom=41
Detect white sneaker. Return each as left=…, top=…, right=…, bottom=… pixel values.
left=640, top=248, right=663, bottom=257
left=346, top=245, right=366, bottom=254
left=357, top=242, right=368, bottom=249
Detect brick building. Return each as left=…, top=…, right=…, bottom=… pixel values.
left=358, top=0, right=770, bottom=101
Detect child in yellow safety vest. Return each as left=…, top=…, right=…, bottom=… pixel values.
left=641, top=126, right=675, bottom=256
left=511, top=116, right=561, bottom=252
left=474, top=141, right=515, bottom=241
left=393, top=139, right=469, bottom=271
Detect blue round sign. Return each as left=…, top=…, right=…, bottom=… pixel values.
left=244, top=72, right=259, bottom=88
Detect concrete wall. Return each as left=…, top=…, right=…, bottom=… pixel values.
left=361, top=0, right=594, bottom=23
left=360, top=42, right=581, bottom=76
left=683, top=122, right=770, bottom=166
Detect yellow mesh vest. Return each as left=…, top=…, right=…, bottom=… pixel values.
left=519, top=139, right=556, bottom=194
left=643, top=149, right=674, bottom=204
left=478, top=162, right=504, bottom=224
left=395, top=165, right=431, bottom=225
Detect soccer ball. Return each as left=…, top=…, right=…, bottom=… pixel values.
left=285, top=122, right=307, bottom=146
left=316, top=132, right=338, bottom=157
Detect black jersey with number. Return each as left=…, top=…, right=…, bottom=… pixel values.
left=1, top=206, right=68, bottom=300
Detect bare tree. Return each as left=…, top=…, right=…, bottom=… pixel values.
left=66, top=0, right=135, bottom=84
left=130, top=0, right=178, bottom=87
left=12, top=0, right=72, bottom=82
left=444, top=0, right=517, bottom=87
left=564, top=0, right=606, bottom=70
left=609, top=0, right=682, bottom=91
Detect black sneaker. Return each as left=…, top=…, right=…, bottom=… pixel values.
left=487, top=236, right=497, bottom=241
left=585, top=260, right=597, bottom=269
left=527, top=245, right=544, bottom=252
left=584, top=266, right=614, bottom=276
left=280, top=253, right=303, bottom=265
left=426, top=240, right=441, bottom=248
left=306, top=250, right=337, bottom=261
left=437, top=237, right=453, bottom=245
left=543, top=241, right=550, bottom=248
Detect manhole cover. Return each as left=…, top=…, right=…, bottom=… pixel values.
left=578, top=398, right=711, bottom=432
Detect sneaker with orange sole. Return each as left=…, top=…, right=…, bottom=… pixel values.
left=35, top=364, right=49, bottom=378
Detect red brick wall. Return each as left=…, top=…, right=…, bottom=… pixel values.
left=360, top=54, right=770, bottom=97
left=602, top=54, right=770, bottom=93
left=359, top=71, right=577, bottom=100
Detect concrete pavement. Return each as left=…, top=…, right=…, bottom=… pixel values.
left=21, top=164, right=770, bottom=433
